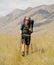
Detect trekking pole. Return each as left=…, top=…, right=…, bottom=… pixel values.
left=17, top=34, right=21, bottom=52
left=31, top=43, right=33, bottom=53
left=19, top=35, right=22, bottom=52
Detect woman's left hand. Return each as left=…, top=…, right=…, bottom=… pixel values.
left=29, top=28, right=32, bottom=33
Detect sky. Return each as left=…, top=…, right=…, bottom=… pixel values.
left=0, top=0, right=54, bottom=16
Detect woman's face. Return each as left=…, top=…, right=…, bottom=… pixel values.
left=25, top=17, right=29, bottom=24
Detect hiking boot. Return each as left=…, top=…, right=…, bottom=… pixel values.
left=22, top=51, right=25, bottom=56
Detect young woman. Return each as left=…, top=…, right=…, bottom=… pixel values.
left=20, top=16, right=33, bottom=56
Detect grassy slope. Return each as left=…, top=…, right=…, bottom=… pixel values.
left=0, top=33, right=54, bottom=65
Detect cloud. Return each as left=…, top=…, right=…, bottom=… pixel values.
left=0, top=0, right=54, bottom=16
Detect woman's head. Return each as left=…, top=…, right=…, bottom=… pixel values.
left=24, top=16, right=31, bottom=24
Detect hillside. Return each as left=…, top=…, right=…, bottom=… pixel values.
left=0, top=4, right=54, bottom=34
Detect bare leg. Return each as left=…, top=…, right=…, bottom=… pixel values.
left=26, top=45, right=29, bottom=55
left=22, top=43, right=25, bottom=52
left=21, top=43, right=25, bottom=56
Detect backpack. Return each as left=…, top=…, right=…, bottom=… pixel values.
left=29, top=20, right=34, bottom=33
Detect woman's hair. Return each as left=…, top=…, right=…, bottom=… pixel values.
left=23, top=16, right=31, bottom=24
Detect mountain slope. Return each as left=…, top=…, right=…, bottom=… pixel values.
left=0, top=4, right=54, bottom=34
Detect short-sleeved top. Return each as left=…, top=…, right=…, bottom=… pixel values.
left=20, top=23, right=32, bottom=36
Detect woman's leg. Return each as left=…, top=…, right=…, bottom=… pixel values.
left=22, top=43, right=25, bottom=52
left=21, top=43, right=25, bottom=56
left=25, top=44, right=29, bottom=55
left=25, top=36, right=31, bottom=55
left=21, top=35, right=26, bottom=56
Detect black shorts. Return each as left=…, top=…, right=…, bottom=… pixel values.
left=21, top=34, right=31, bottom=45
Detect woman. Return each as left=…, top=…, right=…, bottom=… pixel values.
left=20, top=16, right=33, bottom=56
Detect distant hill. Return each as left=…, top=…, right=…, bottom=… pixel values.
left=0, top=4, right=54, bottom=34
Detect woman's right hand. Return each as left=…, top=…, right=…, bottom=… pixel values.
left=20, top=30, right=22, bottom=35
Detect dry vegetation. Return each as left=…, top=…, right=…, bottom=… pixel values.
left=0, top=33, right=54, bottom=65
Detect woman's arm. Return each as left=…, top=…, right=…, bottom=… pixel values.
left=20, top=30, right=22, bottom=35
left=20, top=24, right=23, bottom=35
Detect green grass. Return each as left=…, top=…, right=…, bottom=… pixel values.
left=0, top=33, right=54, bottom=65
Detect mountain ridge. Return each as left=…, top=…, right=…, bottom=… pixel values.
left=0, top=4, right=54, bottom=34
